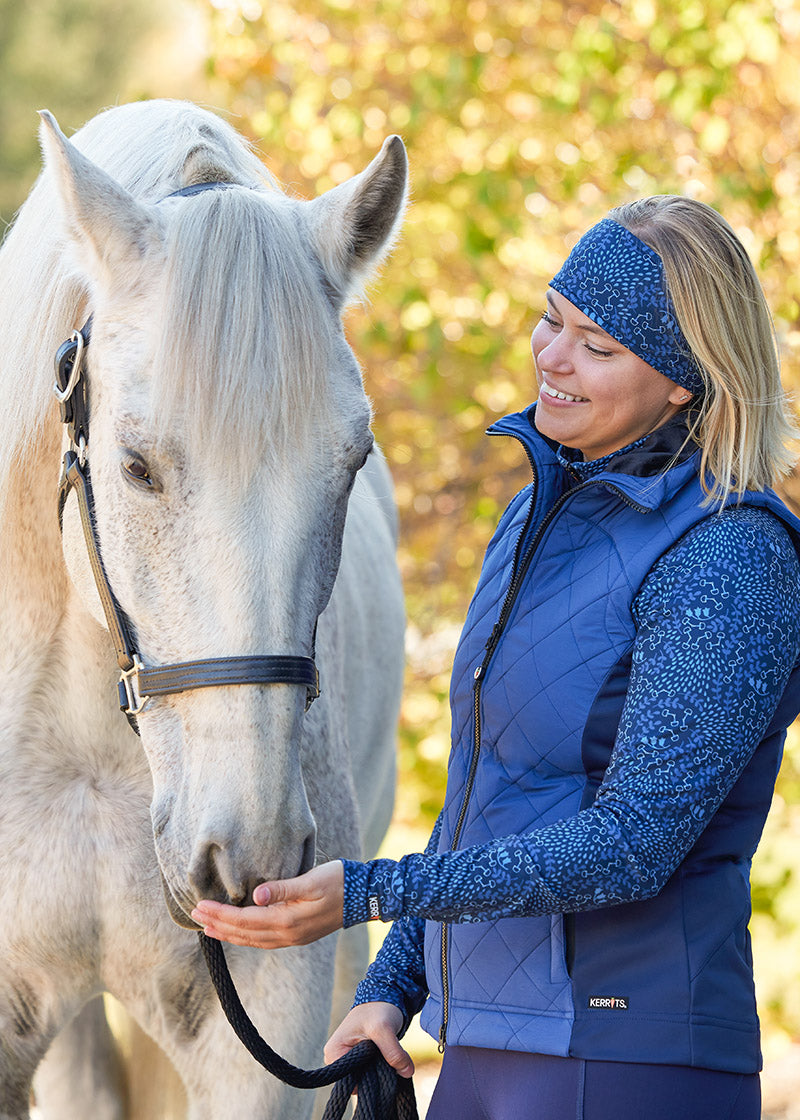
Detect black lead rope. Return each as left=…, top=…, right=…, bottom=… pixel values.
left=198, top=933, right=418, bottom=1119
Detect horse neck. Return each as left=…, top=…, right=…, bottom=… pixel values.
left=0, top=219, right=133, bottom=763
left=0, top=438, right=142, bottom=772
left=1, top=409, right=65, bottom=638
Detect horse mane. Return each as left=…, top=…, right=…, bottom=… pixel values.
left=0, top=100, right=339, bottom=510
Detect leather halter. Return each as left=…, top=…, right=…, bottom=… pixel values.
left=54, top=183, right=319, bottom=732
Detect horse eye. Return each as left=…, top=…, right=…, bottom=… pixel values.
left=121, top=454, right=154, bottom=488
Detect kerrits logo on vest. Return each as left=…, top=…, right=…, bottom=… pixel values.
left=588, top=996, right=629, bottom=1010
left=367, top=895, right=381, bottom=920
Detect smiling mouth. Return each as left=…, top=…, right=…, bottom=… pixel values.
left=540, top=380, right=589, bottom=403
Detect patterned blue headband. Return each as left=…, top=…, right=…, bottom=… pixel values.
left=550, top=218, right=704, bottom=395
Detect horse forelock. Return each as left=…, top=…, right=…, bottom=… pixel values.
left=147, top=187, right=345, bottom=475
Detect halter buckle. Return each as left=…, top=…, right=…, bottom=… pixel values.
left=118, top=655, right=151, bottom=717
left=305, top=667, right=320, bottom=711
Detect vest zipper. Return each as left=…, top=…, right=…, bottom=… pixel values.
left=437, top=448, right=539, bottom=1051
left=436, top=463, right=650, bottom=1050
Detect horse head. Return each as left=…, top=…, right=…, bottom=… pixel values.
left=38, top=105, right=407, bottom=927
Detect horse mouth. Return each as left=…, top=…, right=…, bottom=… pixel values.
left=160, top=872, right=202, bottom=931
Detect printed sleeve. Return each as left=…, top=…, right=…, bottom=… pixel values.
left=345, top=508, right=800, bottom=924
left=342, top=814, right=442, bottom=1021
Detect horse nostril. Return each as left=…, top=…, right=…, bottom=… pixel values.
left=188, top=841, right=246, bottom=905
left=299, top=832, right=316, bottom=876
left=188, top=829, right=317, bottom=904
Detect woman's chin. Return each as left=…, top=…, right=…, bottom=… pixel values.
left=534, top=399, right=570, bottom=444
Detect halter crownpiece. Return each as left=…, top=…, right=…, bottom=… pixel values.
left=550, top=218, right=705, bottom=396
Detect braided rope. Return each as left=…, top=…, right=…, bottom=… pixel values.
left=198, top=933, right=418, bottom=1119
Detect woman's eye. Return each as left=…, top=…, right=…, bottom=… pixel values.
left=584, top=342, right=614, bottom=358
left=541, top=311, right=561, bottom=329
left=122, top=455, right=154, bottom=488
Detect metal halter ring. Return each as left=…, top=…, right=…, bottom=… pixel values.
left=53, top=329, right=86, bottom=404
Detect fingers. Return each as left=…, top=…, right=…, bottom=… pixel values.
left=324, top=1003, right=414, bottom=1079
left=369, top=1025, right=415, bottom=1079
left=253, top=860, right=344, bottom=908
left=191, top=896, right=337, bottom=948
left=190, top=899, right=293, bottom=948
left=191, top=861, right=344, bottom=949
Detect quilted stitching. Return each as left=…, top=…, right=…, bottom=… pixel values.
left=348, top=412, right=800, bottom=1071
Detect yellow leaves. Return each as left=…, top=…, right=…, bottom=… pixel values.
left=778, top=230, right=800, bottom=263
left=698, top=115, right=731, bottom=155
left=400, top=301, right=434, bottom=331
left=482, top=290, right=509, bottom=327
left=554, top=141, right=580, bottom=166
left=363, top=105, right=388, bottom=131
left=473, top=377, right=518, bottom=414
left=506, top=91, right=538, bottom=122
left=460, top=99, right=485, bottom=128
left=630, top=0, right=656, bottom=27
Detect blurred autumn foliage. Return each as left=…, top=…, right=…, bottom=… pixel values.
left=0, top=0, right=212, bottom=222
left=201, top=0, right=800, bottom=1045
left=2, top=0, right=800, bottom=1049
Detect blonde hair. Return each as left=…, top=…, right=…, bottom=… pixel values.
left=608, top=195, right=798, bottom=505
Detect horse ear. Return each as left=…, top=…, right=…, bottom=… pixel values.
left=306, top=135, right=408, bottom=306
left=38, top=110, right=160, bottom=284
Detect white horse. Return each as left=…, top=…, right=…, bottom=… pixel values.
left=0, top=100, right=406, bottom=1119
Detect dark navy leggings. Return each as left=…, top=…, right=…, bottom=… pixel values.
left=425, top=1047, right=760, bottom=1120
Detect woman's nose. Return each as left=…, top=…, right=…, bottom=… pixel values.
left=535, top=331, right=573, bottom=374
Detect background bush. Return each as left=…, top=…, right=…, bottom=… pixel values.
left=3, top=0, right=799, bottom=1051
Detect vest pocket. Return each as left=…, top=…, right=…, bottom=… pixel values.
left=564, top=913, right=575, bottom=975
left=550, top=913, right=572, bottom=984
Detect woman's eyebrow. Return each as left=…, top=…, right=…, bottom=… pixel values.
left=546, top=291, right=617, bottom=341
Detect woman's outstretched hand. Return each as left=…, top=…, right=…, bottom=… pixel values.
left=325, top=1001, right=414, bottom=1079
left=191, top=860, right=344, bottom=948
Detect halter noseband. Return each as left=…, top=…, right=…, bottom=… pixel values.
left=53, top=182, right=319, bottom=732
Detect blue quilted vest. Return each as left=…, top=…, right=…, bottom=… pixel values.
left=420, top=406, right=800, bottom=1073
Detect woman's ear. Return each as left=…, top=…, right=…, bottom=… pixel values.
left=669, top=385, right=693, bottom=406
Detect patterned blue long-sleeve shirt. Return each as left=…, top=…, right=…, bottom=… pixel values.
left=343, top=499, right=800, bottom=1023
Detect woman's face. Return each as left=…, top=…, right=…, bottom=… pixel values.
left=531, top=289, right=689, bottom=461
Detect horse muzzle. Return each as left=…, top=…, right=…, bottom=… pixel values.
left=160, top=871, right=203, bottom=930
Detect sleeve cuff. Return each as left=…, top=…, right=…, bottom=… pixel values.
left=341, top=859, right=371, bottom=927
left=341, top=857, right=405, bottom=926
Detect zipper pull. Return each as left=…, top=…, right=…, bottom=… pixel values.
left=473, top=664, right=483, bottom=682
left=484, top=622, right=501, bottom=650
left=438, top=1024, right=446, bottom=1053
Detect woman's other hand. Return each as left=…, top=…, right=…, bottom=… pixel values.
left=324, top=1001, right=414, bottom=1079
left=191, top=859, right=344, bottom=948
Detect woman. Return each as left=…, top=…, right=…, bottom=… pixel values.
left=193, top=196, right=800, bottom=1120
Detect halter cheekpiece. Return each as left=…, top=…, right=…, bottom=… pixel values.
left=53, top=181, right=320, bottom=733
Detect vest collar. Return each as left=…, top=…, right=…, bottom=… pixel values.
left=487, top=405, right=701, bottom=512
